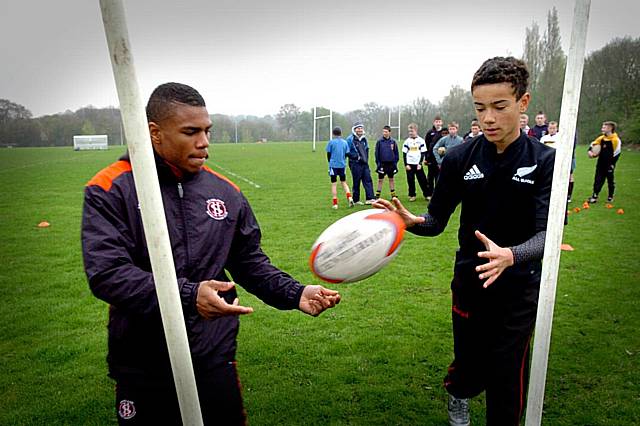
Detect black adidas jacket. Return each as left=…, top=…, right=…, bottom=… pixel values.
left=411, top=133, right=555, bottom=278
left=82, top=152, right=304, bottom=381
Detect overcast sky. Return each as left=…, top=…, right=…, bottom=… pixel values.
left=1, top=0, right=638, bottom=117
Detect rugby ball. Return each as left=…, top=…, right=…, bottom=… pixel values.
left=589, top=143, right=601, bottom=157
left=309, top=209, right=405, bottom=283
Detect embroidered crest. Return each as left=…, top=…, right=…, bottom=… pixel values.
left=206, top=198, right=228, bottom=220
left=118, top=400, right=136, bottom=420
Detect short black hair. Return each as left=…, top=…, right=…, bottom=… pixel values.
left=383, top=125, right=392, bottom=132
left=332, top=126, right=342, bottom=136
left=471, top=57, right=529, bottom=100
left=146, top=82, right=206, bottom=123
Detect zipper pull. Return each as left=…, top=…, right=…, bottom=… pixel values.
left=177, top=183, right=184, bottom=198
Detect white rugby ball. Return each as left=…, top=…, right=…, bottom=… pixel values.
left=590, top=143, right=601, bottom=157
left=309, top=209, right=406, bottom=283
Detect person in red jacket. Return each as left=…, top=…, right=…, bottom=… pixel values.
left=82, top=82, right=340, bottom=425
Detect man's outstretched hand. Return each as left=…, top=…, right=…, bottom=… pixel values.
left=299, top=285, right=341, bottom=316
left=196, top=280, right=254, bottom=319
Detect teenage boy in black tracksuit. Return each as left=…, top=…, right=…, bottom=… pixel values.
left=82, top=83, right=340, bottom=425
left=374, top=125, right=399, bottom=199
left=374, top=57, right=554, bottom=426
left=424, top=116, right=445, bottom=198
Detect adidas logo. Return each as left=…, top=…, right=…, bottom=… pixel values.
left=464, top=164, right=484, bottom=180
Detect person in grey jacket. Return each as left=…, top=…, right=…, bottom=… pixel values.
left=433, top=122, right=464, bottom=166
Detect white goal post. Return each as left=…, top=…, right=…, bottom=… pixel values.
left=73, top=135, right=108, bottom=150
left=312, top=107, right=332, bottom=152
left=388, top=108, right=401, bottom=141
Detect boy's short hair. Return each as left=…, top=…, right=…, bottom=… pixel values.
left=408, top=123, right=418, bottom=131
left=471, top=56, right=529, bottom=100
left=548, top=121, right=558, bottom=127
left=383, top=125, right=392, bottom=132
left=448, top=122, right=459, bottom=129
left=603, top=121, right=617, bottom=132
left=332, top=126, right=342, bottom=136
left=471, top=120, right=480, bottom=127
left=433, top=115, right=442, bottom=122
left=537, top=111, right=546, bottom=117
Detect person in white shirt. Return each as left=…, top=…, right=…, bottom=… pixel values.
left=402, top=123, right=429, bottom=202
left=540, top=121, right=577, bottom=203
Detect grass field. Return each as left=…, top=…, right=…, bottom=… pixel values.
left=0, top=142, right=638, bottom=425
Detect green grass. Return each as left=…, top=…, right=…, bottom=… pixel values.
left=0, top=143, right=638, bottom=425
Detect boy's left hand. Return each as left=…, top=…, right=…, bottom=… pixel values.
left=475, top=230, right=514, bottom=288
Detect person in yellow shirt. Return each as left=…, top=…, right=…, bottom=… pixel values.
left=588, top=121, right=622, bottom=203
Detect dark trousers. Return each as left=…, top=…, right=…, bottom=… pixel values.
left=592, top=155, right=619, bottom=197
left=444, top=270, right=540, bottom=426
left=425, top=162, right=440, bottom=196
left=405, top=164, right=429, bottom=198
left=350, top=161, right=375, bottom=202
left=115, top=361, right=246, bottom=425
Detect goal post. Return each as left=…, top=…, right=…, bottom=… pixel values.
left=388, top=108, right=401, bottom=141
left=312, top=106, right=332, bottom=152
left=99, top=1, right=203, bottom=424
left=525, top=1, right=591, bottom=424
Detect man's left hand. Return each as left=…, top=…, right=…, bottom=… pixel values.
left=299, top=285, right=341, bottom=316
left=475, top=230, right=514, bottom=288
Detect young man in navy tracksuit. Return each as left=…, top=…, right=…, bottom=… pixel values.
left=82, top=83, right=341, bottom=425
left=374, top=57, right=554, bottom=426
left=374, top=125, right=399, bottom=199
left=346, top=121, right=376, bottom=204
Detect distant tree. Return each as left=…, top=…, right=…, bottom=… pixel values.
left=579, top=37, right=640, bottom=144
left=536, top=7, right=566, bottom=120
left=0, top=99, right=39, bottom=146
left=523, top=22, right=543, bottom=94
left=277, top=104, right=301, bottom=140
left=404, top=97, right=438, bottom=137
left=81, top=120, right=96, bottom=135
left=0, top=99, right=32, bottom=124
left=439, top=85, right=475, bottom=131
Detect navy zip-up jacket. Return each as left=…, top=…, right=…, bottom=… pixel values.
left=82, top=152, right=304, bottom=382
left=375, top=137, right=399, bottom=167
left=346, top=133, right=370, bottom=165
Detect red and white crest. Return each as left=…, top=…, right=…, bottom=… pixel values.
left=206, top=198, right=228, bottom=220
left=118, top=399, right=136, bottom=420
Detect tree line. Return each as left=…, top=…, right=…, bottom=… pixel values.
left=1, top=9, right=638, bottom=147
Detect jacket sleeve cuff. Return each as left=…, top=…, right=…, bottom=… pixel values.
left=178, top=279, right=201, bottom=312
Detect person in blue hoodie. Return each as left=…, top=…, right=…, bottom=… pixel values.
left=374, top=125, right=399, bottom=199
left=346, top=121, right=376, bottom=204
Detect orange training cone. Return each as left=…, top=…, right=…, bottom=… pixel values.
left=37, top=221, right=50, bottom=228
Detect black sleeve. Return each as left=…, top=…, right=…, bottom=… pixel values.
left=403, top=152, right=407, bottom=165
left=225, top=196, right=304, bottom=310
left=82, top=185, right=198, bottom=316
left=407, top=212, right=447, bottom=236
left=327, top=152, right=331, bottom=163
